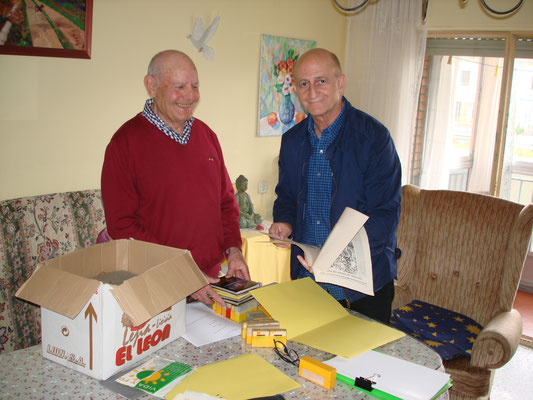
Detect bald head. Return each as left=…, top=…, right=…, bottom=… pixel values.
left=143, top=50, right=200, bottom=133
left=292, top=48, right=345, bottom=133
left=294, top=48, right=342, bottom=79
left=147, top=50, right=197, bottom=83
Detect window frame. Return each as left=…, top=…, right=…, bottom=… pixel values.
left=423, top=31, right=533, bottom=197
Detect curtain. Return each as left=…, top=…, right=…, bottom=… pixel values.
left=420, top=56, right=453, bottom=189
left=343, top=0, right=427, bottom=182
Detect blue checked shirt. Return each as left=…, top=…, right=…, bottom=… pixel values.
left=142, top=99, right=193, bottom=145
left=299, top=102, right=347, bottom=300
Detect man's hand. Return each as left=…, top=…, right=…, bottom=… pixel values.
left=269, top=222, right=292, bottom=248
left=190, top=273, right=226, bottom=306
left=225, top=247, right=250, bottom=280
left=296, top=254, right=314, bottom=274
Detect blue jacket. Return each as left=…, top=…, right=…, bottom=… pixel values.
left=273, top=98, right=402, bottom=303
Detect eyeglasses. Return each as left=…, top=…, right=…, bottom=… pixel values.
left=273, top=340, right=300, bottom=366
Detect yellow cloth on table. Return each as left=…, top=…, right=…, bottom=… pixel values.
left=165, top=353, right=300, bottom=400
left=240, top=230, right=290, bottom=285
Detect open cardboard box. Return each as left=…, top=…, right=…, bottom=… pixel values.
left=16, top=239, right=208, bottom=380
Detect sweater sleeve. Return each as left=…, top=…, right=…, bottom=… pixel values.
left=101, top=136, right=159, bottom=243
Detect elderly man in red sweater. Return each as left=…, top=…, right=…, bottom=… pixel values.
left=101, top=50, right=249, bottom=305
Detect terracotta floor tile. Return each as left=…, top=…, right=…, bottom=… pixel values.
left=514, top=290, right=533, bottom=338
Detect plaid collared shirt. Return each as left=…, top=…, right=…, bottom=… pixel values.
left=299, top=102, right=347, bottom=300
left=141, top=99, right=193, bottom=145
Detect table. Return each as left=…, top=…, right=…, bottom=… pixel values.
left=240, top=229, right=291, bottom=285
left=0, top=313, right=449, bottom=400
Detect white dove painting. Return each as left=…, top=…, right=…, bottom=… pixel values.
left=187, top=15, right=220, bottom=61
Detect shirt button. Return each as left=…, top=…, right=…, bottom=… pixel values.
left=317, top=173, right=321, bottom=177
left=317, top=221, right=321, bottom=225
left=319, top=149, right=324, bottom=154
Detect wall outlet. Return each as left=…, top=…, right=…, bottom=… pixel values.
left=258, top=180, right=268, bottom=194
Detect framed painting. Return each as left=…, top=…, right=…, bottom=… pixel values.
left=0, top=0, right=93, bottom=59
left=257, top=34, right=316, bottom=137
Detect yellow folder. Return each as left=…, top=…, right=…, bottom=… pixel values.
left=250, top=277, right=405, bottom=358
left=165, top=353, right=300, bottom=400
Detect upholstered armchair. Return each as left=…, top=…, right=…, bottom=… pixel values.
left=0, top=190, right=105, bottom=354
left=393, top=184, right=533, bottom=400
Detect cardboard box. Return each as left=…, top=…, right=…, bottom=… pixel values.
left=16, top=239, right=208, bottom=380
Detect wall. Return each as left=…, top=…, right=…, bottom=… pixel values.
left=0, top=0, right=346, bottom=220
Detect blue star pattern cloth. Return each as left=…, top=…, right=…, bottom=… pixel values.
left=299, top=102, right=346, bottom=300
left=390, top=300, right=483, bottom=360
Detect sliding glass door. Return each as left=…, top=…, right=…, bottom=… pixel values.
left=410, top=33, right=533, bottom=204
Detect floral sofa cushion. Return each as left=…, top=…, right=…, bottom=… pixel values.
left=0, top=190, right=105, bottom=354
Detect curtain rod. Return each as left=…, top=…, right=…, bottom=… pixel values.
left=332, top=0, right=524, bottom=20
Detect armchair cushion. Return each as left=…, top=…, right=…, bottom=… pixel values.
left=391, top=300, right=483, bottom=360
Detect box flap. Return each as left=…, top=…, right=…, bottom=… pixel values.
left=111, top=251, right=208, bottom=326
left=16, top=266, right=100, bottom=318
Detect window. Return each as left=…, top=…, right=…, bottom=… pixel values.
left=410, top=34, right=533, bottom=201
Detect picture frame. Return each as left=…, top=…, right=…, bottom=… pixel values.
left=257, top=34, right=316, bottom=137
left=0, top=0, right=93, bottom=59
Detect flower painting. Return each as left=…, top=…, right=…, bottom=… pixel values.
left=258, top=34, right=316, bottom=137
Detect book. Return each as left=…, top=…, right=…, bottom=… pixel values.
left=115, top=356, right=195, bottom=398
left=211, top=276, right=260, bottom=295
left=265, top=207, right=374, bottom=295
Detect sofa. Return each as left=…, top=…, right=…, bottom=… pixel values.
left=0, top=189, right=105, bottom=354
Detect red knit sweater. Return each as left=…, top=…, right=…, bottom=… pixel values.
left=101, top=114, right=242, bottom=277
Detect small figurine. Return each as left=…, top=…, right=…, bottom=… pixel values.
left=235, top=175, right=263, bottom=229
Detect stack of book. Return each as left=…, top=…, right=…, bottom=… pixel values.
left=211, top=276, right=261, bottom=322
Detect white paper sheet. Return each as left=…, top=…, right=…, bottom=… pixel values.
left=182, top=303, right=241, bottom=347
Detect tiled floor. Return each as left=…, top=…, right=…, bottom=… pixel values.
left=492, top=344, right=533, bottom=399
left=489, top=290, right=533, bottom=399
left=514, top=290, right=533, bottom=339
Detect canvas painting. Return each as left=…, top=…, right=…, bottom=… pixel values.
left=258, top=34, right=316, bottom=137
left=0, top=0, right=92, bottom=59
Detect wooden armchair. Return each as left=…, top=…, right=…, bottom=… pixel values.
left=394, top=185, right=533, bottom=400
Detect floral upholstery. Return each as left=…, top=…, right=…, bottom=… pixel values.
left=0, top=190, right=105, bottom=354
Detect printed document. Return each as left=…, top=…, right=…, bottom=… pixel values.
left=267, top=207, right=373, bottom=295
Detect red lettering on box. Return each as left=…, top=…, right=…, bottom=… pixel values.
left=151, top=329, right=162, bottom=346
left=162, top=324, right=170, bottom=340
left=141, top=334, right=151, bottom=353
left=116, top=346, right=126, bottom=366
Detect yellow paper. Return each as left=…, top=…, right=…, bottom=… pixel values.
left=250, top=278, right=405, bottom=358
left=165, top=353, right=300, bottom=400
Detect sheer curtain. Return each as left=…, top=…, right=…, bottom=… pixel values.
left=419, top=57, right=453, bottom=189
left=343, top=0, right=427, bottom=180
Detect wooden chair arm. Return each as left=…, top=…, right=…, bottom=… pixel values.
left=471, top=309, right=522, bottom=369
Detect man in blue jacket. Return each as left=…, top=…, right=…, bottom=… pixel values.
left=269, top=48, right=401, bottom=324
